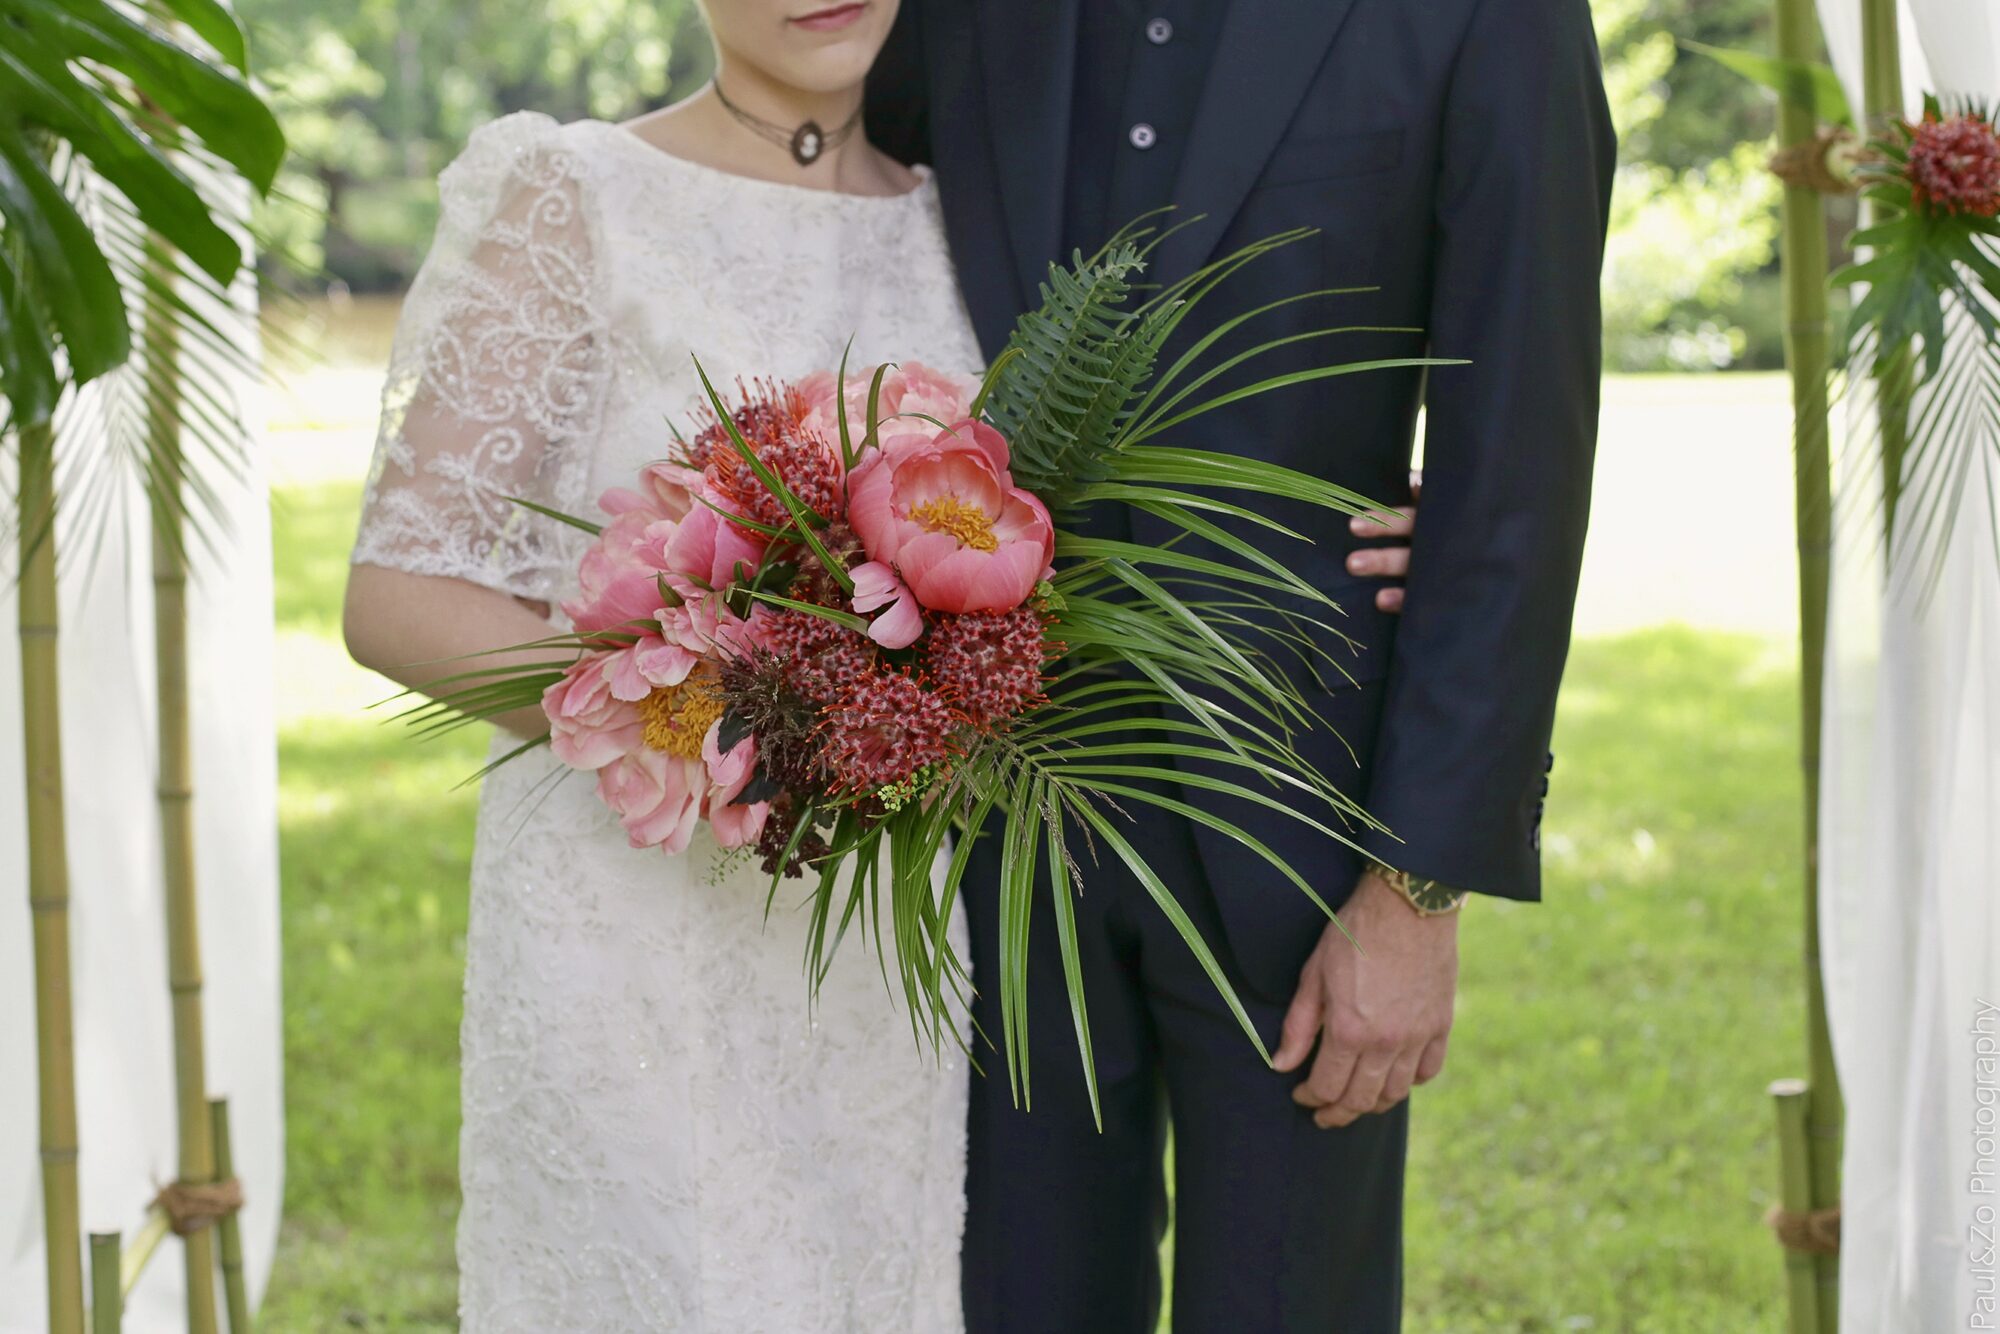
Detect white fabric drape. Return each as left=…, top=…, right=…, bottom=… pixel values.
left=0, top=275, right=283, bottom=1321
left=1815, top=7, right=2000, bottom=1330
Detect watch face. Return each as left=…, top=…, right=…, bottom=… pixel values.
left=1410, top=879, right=1463, bottom=912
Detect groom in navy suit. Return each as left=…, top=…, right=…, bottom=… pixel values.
left=870, top=1, right=1614, bottom=1328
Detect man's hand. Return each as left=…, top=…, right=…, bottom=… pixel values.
left=1348, top=470, right=1420, bottom=613
left=1270, top=868, right=1459, bottom=1127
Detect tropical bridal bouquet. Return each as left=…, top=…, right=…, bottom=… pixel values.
left=410, top=223, right=1440, bottom=1095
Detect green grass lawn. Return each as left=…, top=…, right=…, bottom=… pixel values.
left=263, top=482, right=1803, bottom=1332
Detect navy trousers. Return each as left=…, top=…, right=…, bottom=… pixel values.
left=958, top=733, right=1408, bottom=1334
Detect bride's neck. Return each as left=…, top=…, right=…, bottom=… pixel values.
left=673, top=55, right=883, bottom=192
left=713, top=57, right=863, bottom=144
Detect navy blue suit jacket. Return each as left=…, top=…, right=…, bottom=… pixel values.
left=869, top=0, right=1616, bottom=998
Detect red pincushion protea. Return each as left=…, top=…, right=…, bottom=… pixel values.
left=924, top=605, right=1051, bottom=727
left=820, top=670, right=962, bottom=795
left=760, top=607, right=877, bottom=706
left=1905, top=113, right=2000, bottom=218
left=695, top=380, right=846, bottom=533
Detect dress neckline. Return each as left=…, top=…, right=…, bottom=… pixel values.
left=593, top=120, right=935, bottom=206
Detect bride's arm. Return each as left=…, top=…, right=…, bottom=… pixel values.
left=343, top=566, right=565, bottom=741
left=345, top=114, right=609, bottom=744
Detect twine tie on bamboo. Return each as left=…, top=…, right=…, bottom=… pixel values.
left=150, top=1179, right=244, bottom=1237
left=1768, top=126, right=1869, bottom=195
left=1766, top=1202, right=1842, bottom=1256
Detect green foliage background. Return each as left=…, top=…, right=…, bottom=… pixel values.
left=238, top=0, right=1820, bottom=371
left=238, top=0, right=713, bottom=289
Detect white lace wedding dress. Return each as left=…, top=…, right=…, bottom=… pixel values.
left=349, top=111, right=983, bottom=1332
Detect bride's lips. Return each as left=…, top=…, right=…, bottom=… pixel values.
left=789, top=1, right=868, bottom=32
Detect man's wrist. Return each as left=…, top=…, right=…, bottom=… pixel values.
left=1366, top=860, right=1471, bottom=917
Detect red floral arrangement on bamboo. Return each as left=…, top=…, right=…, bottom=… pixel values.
left=1903, top=109, right=2000, bottom=218
left=540, top=364, right=1058, bottom=875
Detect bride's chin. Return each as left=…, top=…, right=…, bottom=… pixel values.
left=705, top=0, right=896, bottom=94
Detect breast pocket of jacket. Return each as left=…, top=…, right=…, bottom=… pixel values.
left=1253, top=128, right=1405, bottom=192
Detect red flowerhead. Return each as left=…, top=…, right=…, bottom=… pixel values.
left=1905, top=113, right=2000, bottom=218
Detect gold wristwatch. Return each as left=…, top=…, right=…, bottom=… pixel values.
left=1367, top=861, right=1470, bottom=917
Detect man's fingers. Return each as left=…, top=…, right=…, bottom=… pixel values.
left=1347, top=545, right=1410, bottom=580
left=1347, top=506, right=1416, bottom=542
left=1271, top=974, right=1324, bottom=1074
left=1375, top=587, right=1406, bottom=614
left=1292, top=1030, right=1359, bottom=1110
left=1315, top=1047, right=1393, bottom=1128
left=1414, top=1034, right=1450, bottom=1085
left=1377, top=1047, right=1424, bottom=1111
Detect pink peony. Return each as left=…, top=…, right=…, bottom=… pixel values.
left=798, top=362, right=978, bottom=446
left=702, top=726, right=770, bottom=849
left=563, top=462, right=705, bottom=634
left=543, top=653, right=643, bottom=770
left=849, top=560, right=924, bottom=648
left=663, top=487, right=769, bottom=590
left=543, top=604, right=770, bottom=853
left=595, top=745, right=707, bottom=853
left=845, top=418, right=1054, bottom=615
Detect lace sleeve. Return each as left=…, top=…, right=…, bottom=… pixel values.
left=350, top=111, right=608, bottom=604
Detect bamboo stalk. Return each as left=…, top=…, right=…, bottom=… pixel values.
left=210, top=1099, right=252, bottom=1334
left=20, top=415, right=87, bottom=1334
left=143, top=228, right=221, bottom=1334
left=120, top=1208, right=173, bottom=1297
left=90, top=1233, right=122, bottom=1334
left=1773, top=0, right=1843, bottom=1327
left=1771, top=1080, right=1822, bottom=1333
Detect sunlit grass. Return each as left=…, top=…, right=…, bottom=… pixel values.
left=264, top=482, right=1800, bottom=1331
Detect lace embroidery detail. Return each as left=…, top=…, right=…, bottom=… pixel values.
left=354, top=112, right=610, bottom=603
left=352, top=112, right=985, bottom=1332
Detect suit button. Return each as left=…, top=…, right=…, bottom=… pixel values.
left=1146, top=16, right=1174, bottom=43
left=1545, top=750, right=1556, bottom=774
left=1128, top=122, right=1158, bottom=150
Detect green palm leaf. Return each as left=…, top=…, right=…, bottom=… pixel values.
left=0, top=0, right=282, bottom=423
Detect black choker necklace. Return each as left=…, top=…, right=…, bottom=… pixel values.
left=713, top=83, right=862, bottom=166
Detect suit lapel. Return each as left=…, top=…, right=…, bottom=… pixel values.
left=978, top=0, right=1080, bottom=310
left=1153, top=0, right=1361, bottom=282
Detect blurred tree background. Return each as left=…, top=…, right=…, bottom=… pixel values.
left=235, top=0, right=1827, bottom=371
left=238, top=0, right=714, bottom=290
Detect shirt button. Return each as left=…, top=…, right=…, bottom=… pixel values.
left=1146, top=16, right=1174, bottom=44
left=1128, top=122, right=1158, bottom=150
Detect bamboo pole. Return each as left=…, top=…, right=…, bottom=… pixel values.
left=90, top=1233, right=122, bottom=1334
left=20, top=415, right=87, bottom=1334
left=1862, top=0, right=1914, bottom=546
left=120, top=1208, right=173, bottom=1297
left=143, top=229, right=221, bottom=1334
left=1771, top=1080, right=1822, bottom=1334
left=210, top=1099, right=251, bottom=1334
left=1772, top=0, right=1842, bottom=1327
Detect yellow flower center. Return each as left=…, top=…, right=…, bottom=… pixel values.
left=909, top=495, right=998, bottom=552
left=636, top=665, right=725, bottom=759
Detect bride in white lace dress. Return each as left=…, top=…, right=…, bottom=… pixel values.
left=342, top=3, right=981, bottom=1328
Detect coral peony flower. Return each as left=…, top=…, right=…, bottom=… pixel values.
left=702, top=725, right=770, bottom=850
left=663, top=488, right=770, bottom=591
left=596, top=745, right=706, bottom=853
left=1905, top=113, right=2000, bottom=218
left=798, top=362, right=978, bottom=446
left=849, top=560, right=924, bottom=649
left=544, top=652, right=644, bottom=770
left=846, top=418, right=1055, bottom=615
left=563, top=462, right=705, bottom=634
